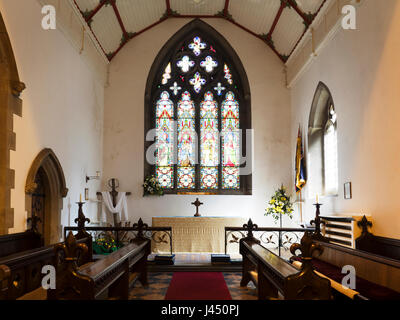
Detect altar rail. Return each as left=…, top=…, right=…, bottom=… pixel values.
left=64, top=219, right=173, bottom=255
left=225, top=219, right=315, bottom=257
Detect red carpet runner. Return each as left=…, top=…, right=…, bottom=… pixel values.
left=165, top=272, right=232, bottom=300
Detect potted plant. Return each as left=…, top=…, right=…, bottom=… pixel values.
left=143, top=175, right=164, bottom=196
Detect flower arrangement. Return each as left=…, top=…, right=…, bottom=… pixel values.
left=265, top=185, right=294, bottom=223
left=93, top=232, right=120, bottom=254
left=143, top=175, right=164, bottom=196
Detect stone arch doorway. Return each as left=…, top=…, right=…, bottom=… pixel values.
left=25, top=149, right=68, bottom=245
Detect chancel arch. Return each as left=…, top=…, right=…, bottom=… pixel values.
left=0, top=12, right=25, bottom=235
left=307, top=82, right=338, bottom=197
left=25, top=148, right=68, bottom=245
left=144, top=19, right=252, bottom=195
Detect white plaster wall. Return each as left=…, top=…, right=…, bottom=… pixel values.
left=104, top=18, right=292, bottom=227
left=290, top=0, right=400, bottom=238
left=0, top=0, right=104, bottom=236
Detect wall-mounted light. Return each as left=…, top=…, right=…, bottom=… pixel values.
left=86, top=171, right=101, bottom=183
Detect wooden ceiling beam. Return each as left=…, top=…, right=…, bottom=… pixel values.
left=108, top=17, right=169, bottom=61
left=111, top=0, right=129, bottom=39
left=267, top=2, right=285, bottom=39
left=166, top=0, right=172, bottom=16
left=288, top=0, right=312, bottom=26
left=84, top=0, right=108, bottom=22
left=223, top=0, right=230, bottom=17
left=75, top=0, right=327, bottom=63
left=227, top=19, right=285, bottom=63
left=287, top=0, right=327, bottom=59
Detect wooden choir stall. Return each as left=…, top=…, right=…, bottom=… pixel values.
left=0, top=201, right=151, bottom=300
left=239, top=205, right=400, bottom=300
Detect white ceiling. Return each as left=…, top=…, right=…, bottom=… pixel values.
left=72, top=0, right=326, bottom=62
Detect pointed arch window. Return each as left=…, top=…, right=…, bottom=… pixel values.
left=308, top=83, right=338, bottom=197
left=145, top=20, right=251, bottom=195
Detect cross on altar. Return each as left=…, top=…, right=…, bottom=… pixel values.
left=191, top=198, right=203, bottom=217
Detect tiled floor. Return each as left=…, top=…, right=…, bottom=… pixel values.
left=129, top=272, right=257, bottom=300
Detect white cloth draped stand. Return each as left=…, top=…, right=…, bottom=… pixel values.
left=101, top=191, right=128, bottom=224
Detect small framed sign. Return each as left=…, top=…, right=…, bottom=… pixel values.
left=344, top=182, right=352, bottom=199
left=84, top=188, right=89, bottom=201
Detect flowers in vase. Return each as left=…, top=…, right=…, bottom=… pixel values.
left=143, top=175, right=164, bottom=196
left=265, top=185, right=294, bottom=222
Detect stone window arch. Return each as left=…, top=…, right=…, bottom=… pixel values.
left=308, top=82, right=338, bottom=197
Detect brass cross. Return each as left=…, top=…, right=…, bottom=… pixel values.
left=191, top=198, right=203, bottom=217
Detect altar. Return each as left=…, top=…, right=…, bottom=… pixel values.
left=152, top=216, right=247, bottom=254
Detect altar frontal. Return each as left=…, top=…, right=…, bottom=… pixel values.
left=152, top=216, right=247, bottom=253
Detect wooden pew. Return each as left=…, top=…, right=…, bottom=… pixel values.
left=48, top=232, right=150, bottom=300
left=240, top=231, right=332, bottom=300
left=0, top=235, right=92, bottom=300
left=356, top=215, right=400, bottom=261
left=0, top=265, right=10, bottom=300
left=305, top=239, right=400, bottom=300
left=0, top=230, right=42, bottom=259
left=296, top=215, right=400, bottom=300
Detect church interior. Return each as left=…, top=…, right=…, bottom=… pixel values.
left=0, top=0, right=400, bottom=303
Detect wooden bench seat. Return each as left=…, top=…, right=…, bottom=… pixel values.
left=291, top=255, right=400, bottom=300
left=48, top=232, right=150, bottom=300
left=240, top=232, right=332, bottom=300
left=0, top=236, right=92, bottom=300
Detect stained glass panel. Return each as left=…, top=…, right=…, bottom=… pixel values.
left=189, top=72, right=206, bottom=93
left=156, top=166, right=174, bottom=189
left=178, top=91, right=196, bottom=167
left=200, top=92, right=218, bottom=119
left=162, top=63, right=171, bottom=85
left=222, top=118, right=239, bottom=131
left=200, top=92, right=219, bottom=167
left=222, top=92, right=239, bottom=119
left=214, top=83, right=226, bottom=96
left=178, top=125, right=195, bottom=167
left=201, top=167, right=218, bottom=189
left=222, top=91, right=240, bottom=168
left=222, top=131, right=240, bottom=167
left=201, top=125, right=218, bottom=167
left=178, top=91, right=195, bottom=118
left=178, top=167, right=195, bottom=189
left=224, top=64, right=233, bottom=85
left=156, top=91, right=174, bottom=119
left=200, top=56, right=218, bottom=73
left=177, top=55, right=195, bottom=73
left=188, top=36, right=206, bottom=56
left=170, top=82, right=182, bottom=96
left=156, top=130, right=174, bottom=166
left=156, top=91, right=174, bottom=167
left=222, top=167, right=240, bottom=189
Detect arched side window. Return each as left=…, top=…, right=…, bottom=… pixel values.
left=308, top=82, right=338, bottom=197
left=145, top=20, right=251, bottom=195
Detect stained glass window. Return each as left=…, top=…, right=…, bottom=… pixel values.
left=153, top=32, right=247, bottom=193
left=222, top=92, right=240, bottom=189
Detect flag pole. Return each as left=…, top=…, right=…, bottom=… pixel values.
left=299, top=189, right=303, bottom=223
